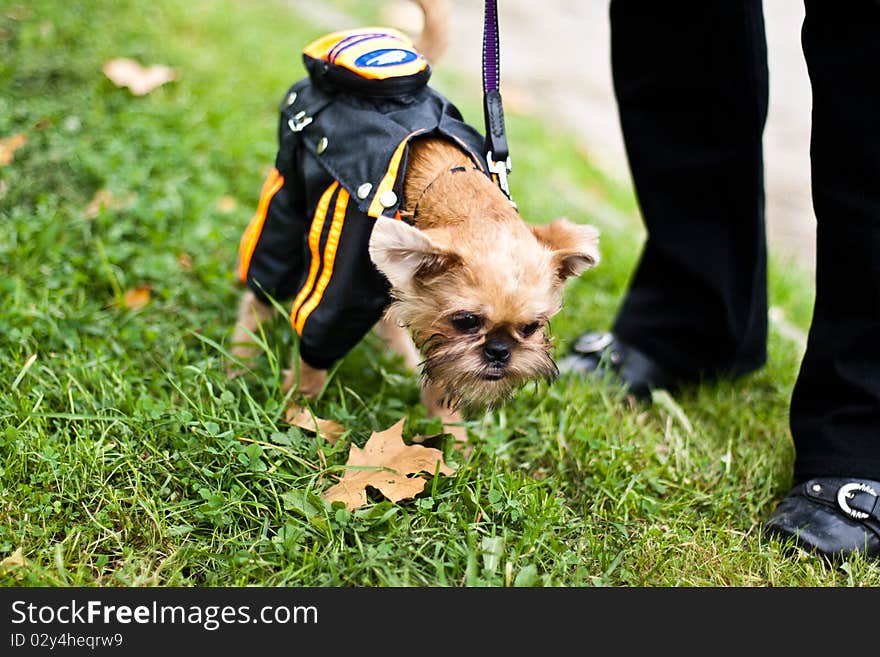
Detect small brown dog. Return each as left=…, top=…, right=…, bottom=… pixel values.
left=230, top=0, right=599, bottom=439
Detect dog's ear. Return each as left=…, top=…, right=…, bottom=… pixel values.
left=369, top=216, right=460, bottom=289
left=530, top=218, right=600, bottom=281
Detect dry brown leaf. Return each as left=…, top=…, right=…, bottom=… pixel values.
left=85, top=189, right=113, bottom=217
left=0, top=133, right=27, bottom=165
left=286, top=406, right=345, bottom=444
left=321, top=417, right=455, bottom=510
left=123, top=285, right=151, bottom=310
left=102, top=57, right=178, bottom=96
left=0, top=547, right=27, bottom=572
left=216, top=196, right=238, bottom=213
left=177, top=252, right=193, bottom=271
left=84, top=188, right=134, bottom=219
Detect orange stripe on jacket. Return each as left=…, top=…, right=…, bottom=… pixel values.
left=367, top=129, right=425, bottom=217
left=289, top=182, right=339, bottom=332
left=294, top=187, right=350, bottom=333
left=238, top=168, right=284, bottom=282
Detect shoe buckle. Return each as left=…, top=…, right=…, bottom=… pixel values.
left=574, top=332, right=614, bottom=355
left=836, top=482, right=878, bottom=520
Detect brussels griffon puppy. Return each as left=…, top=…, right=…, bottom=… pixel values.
left=230, top=0, right=599, bottom=439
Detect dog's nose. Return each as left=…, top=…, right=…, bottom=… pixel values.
left=483, top=340, right=511, bottom=364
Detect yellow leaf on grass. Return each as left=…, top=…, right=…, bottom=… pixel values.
left=123, top=285, right=151, bottom=310
left=102, top=58, right=178, bottom=96
left=321, top=417, right=455, bottom=510
left=0, top=133, right=27, bottom=165
left=286, top=406, right=345, bottom=444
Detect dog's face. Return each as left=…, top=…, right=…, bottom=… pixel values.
left=369, top=214, right=599, bottom=409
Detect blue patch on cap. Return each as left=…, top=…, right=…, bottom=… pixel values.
left=354, top=48, right=419, bottom=68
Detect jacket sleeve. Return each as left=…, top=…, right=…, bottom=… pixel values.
left=236, top=98, right=309, bottom=303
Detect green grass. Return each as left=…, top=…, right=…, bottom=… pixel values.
left=2, top=0, right=878, bottom=587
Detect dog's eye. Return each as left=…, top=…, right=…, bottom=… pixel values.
left=519, top=322, right=540, bottom=337
left=451, top=312, right=482, bottom=332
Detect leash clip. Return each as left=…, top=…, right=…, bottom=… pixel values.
left=487, top=150, right=516, bottom=208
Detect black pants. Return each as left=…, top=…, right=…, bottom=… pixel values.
left=609, top=0, right=880, bottom=480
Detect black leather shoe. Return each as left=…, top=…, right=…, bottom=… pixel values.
left=763, top=477, right=880, bottom=560
left=557, top=331, right=677, bottom=401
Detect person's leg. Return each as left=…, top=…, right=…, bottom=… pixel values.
left=763, top=0, right=880, bottom=559
left=790, top=0, right=880, bottom=481
left=563, top=0, right=769, bottom=392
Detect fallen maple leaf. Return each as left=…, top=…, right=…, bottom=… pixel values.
left=321, top=417, right=455, bottom=510
left=286, top=406, right=345, bottom=444
left=123, top=285, right=151, bottom=310
left=0, top=133, right=27, bottom=165
left=102, top=58, right=178, bottom=96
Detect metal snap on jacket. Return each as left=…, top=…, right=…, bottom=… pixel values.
left=316, top=137, right=328, bottom=154
left=379, top=190, right=398, bottom=208
left=357, top=183, right=372, bottom=199
left=288, top=111, right=312, bottom=132
left=285, top=91, right=297, bottom=107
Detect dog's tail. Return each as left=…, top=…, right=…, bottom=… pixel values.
left=411, top=0, right=450, bottom=64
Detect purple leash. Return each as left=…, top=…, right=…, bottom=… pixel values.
left=482, top=0, right=501, bottom=95
left=482, top=0, right=514, bottom=205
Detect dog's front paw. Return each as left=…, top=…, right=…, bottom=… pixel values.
left=282, top=360, right=328, bottom=399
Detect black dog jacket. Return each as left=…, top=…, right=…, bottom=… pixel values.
left=238, top=28, right=489, bottom=369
